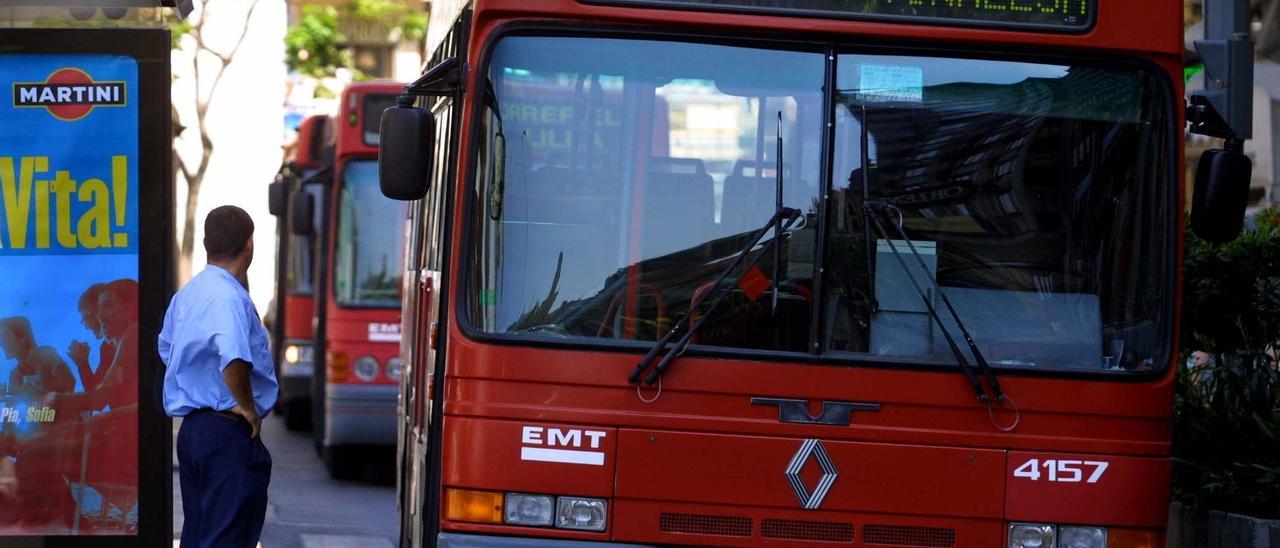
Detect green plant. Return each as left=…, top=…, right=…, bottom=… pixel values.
left=285, top=0, right=427, bottom=80
left=343, top=0, right=428, bottom=43
left=1182, top=209, right=1280, bottom=354
left=344, top=0, right=404, bottom=21
left=169, top=19, right=193, bottom=50
left=1174, top=209, right=1280, bottom=517
left=285, top=5, right=350, bottom=79
left=401, top=12, right=428, bottom=42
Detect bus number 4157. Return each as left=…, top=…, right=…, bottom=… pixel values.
left=1013, top=459, right=1109, bottom=483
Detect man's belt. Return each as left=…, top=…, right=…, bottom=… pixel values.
left=188, top=407, right=248, bottom=424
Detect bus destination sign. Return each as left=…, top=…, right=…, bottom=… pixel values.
left=588, top=0, right=1095, bottom=31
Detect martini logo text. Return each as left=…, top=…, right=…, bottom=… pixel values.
left=13, top=68, right=126, bottom=121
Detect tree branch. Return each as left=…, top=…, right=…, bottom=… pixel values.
left=194, top=0, right=263, bottom=118
left=175, top=0, right=267, bottom=270
left=176, top=148, right=197, bottom=182
left=182, top=0, right=266, bottom=171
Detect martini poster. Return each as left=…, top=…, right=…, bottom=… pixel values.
left=0, top=54, right=140, bottom=536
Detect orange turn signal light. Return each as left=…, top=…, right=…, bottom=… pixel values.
left=1108, top=527, right=1161, bottom=547
left=327, top=351, right=349, bottom=383
left=444, top=488, right=503, bottom=524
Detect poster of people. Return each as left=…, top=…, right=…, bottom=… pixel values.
left=0, top=54, right=140, bottom=535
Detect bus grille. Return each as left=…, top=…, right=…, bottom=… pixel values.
left=761, top=518, right=855, bottom=543
left=863, top=524, right=957, bottom=547
left=658, top=513, right=752, bottom=537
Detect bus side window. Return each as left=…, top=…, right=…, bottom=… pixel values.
left=424, top=100, right=452, bottom=271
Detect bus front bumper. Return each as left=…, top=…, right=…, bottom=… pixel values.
left=438, top=533, right=653, bottom=547
left=323, top=383, right=397, bottom=446
left=279, top=374, right=311, bottom=402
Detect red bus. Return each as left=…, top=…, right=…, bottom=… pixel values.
left=289, top=81, right=407, bottom=478
left=379, top=0, right=1253, bottom=546
left=270, top=114, right=333, bottom=431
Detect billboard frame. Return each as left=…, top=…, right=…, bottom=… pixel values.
left=0, top=27, right=174, bottom=548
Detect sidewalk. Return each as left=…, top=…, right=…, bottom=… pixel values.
left=172, top=415, right=397, bottom=547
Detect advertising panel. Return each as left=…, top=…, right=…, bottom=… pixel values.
left=0, top=53, right=141, bottom=536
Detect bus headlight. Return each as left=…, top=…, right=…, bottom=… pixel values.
left=555, top=496, right=606, bottom=531
left=353, top=355, right=379, bottom=381
left=503, top=493, right=553, bottom=526
left=1009, top=523, right=1055, bottom=548
left=284, top=344, right=313, bottom=365
left=386, top=357, right=404, bottom=381
left=1060, top=526, right=1107, bottom=548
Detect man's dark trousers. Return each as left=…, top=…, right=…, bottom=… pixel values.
left=177, top=410, right=272, bottom=548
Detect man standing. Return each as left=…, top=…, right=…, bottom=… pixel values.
left=160, top=205, right=278, bottom=547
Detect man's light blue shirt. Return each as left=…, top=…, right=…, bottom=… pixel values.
left=159, top=265, right=279, bottom=417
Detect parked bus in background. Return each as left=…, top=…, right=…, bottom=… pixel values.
left=289, top=81, right=407, bottom=478
left=381, top=0, right=1254, bottom=546
left=269, top=114, right=334, bottom=431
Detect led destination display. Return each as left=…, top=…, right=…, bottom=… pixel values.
left=590, top=0, right=1094, bottom=31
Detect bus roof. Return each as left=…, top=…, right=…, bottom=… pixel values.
left=427, top=0, right=471, bottom=59
left=456, top=0, right=1180, bottom=58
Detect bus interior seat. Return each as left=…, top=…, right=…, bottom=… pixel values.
left=508, top=165, right=621, bottom=227
left=719, top=159, right=798, bottom=238
left=497, top=165, right=623, bottom=330
left=640, top=157, right=715, bottom=259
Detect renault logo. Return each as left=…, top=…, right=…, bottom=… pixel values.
left=786, top=439, right=838, bottom=509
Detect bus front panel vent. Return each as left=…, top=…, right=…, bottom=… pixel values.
left=761, top=518, right=855, bottom=543
left=658, top=513, right=753, bottom=537
left=863, top=523, right=957, bottom=547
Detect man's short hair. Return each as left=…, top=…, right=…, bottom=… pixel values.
left=203, top=205, right=254, bottom=261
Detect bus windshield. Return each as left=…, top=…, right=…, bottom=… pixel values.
left=335, top=160, right=406, bottom=308
left=467, top=35, right=1172, bottom=374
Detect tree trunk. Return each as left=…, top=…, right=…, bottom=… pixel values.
left=173, top=0, right=262, bottom=284
left=180, top=175, right=202, bottom=283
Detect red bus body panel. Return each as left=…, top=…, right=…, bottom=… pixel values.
left=1005, top=451, right=1173, bottom=528
left=319, top=81, right=406, bottom=452
left=325, top=81, right=405, bottom=389
left=295, top=114, right=331, bottom=171
left=411, top=1, right=1187, bottom=545
left=279, top=113, right=330, bottom=349
left=282, top=293, right=313, bottom=342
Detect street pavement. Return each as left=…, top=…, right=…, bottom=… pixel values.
left=172, top=414, right=399, bottom=547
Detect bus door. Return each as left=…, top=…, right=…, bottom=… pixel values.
left=398, top=93, right=460, bottom=548
left=398, top=17, right=468, bottom=545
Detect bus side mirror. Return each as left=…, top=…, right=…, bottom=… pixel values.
left=379, top=100, right=435, bottom=201
left=1190, top=145, right=1253, bottom=244
left=268, top=181, right=288, bottom=217
left=289, top=191, right=314, bottom=236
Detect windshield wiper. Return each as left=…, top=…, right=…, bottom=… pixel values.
left=629, top=110, right=797, bottom=386
left=863, top=200, right=1004, bottom=403
left=628, top=207, right=802, bottom=386
left=771, top=111, right=784, bottom=317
